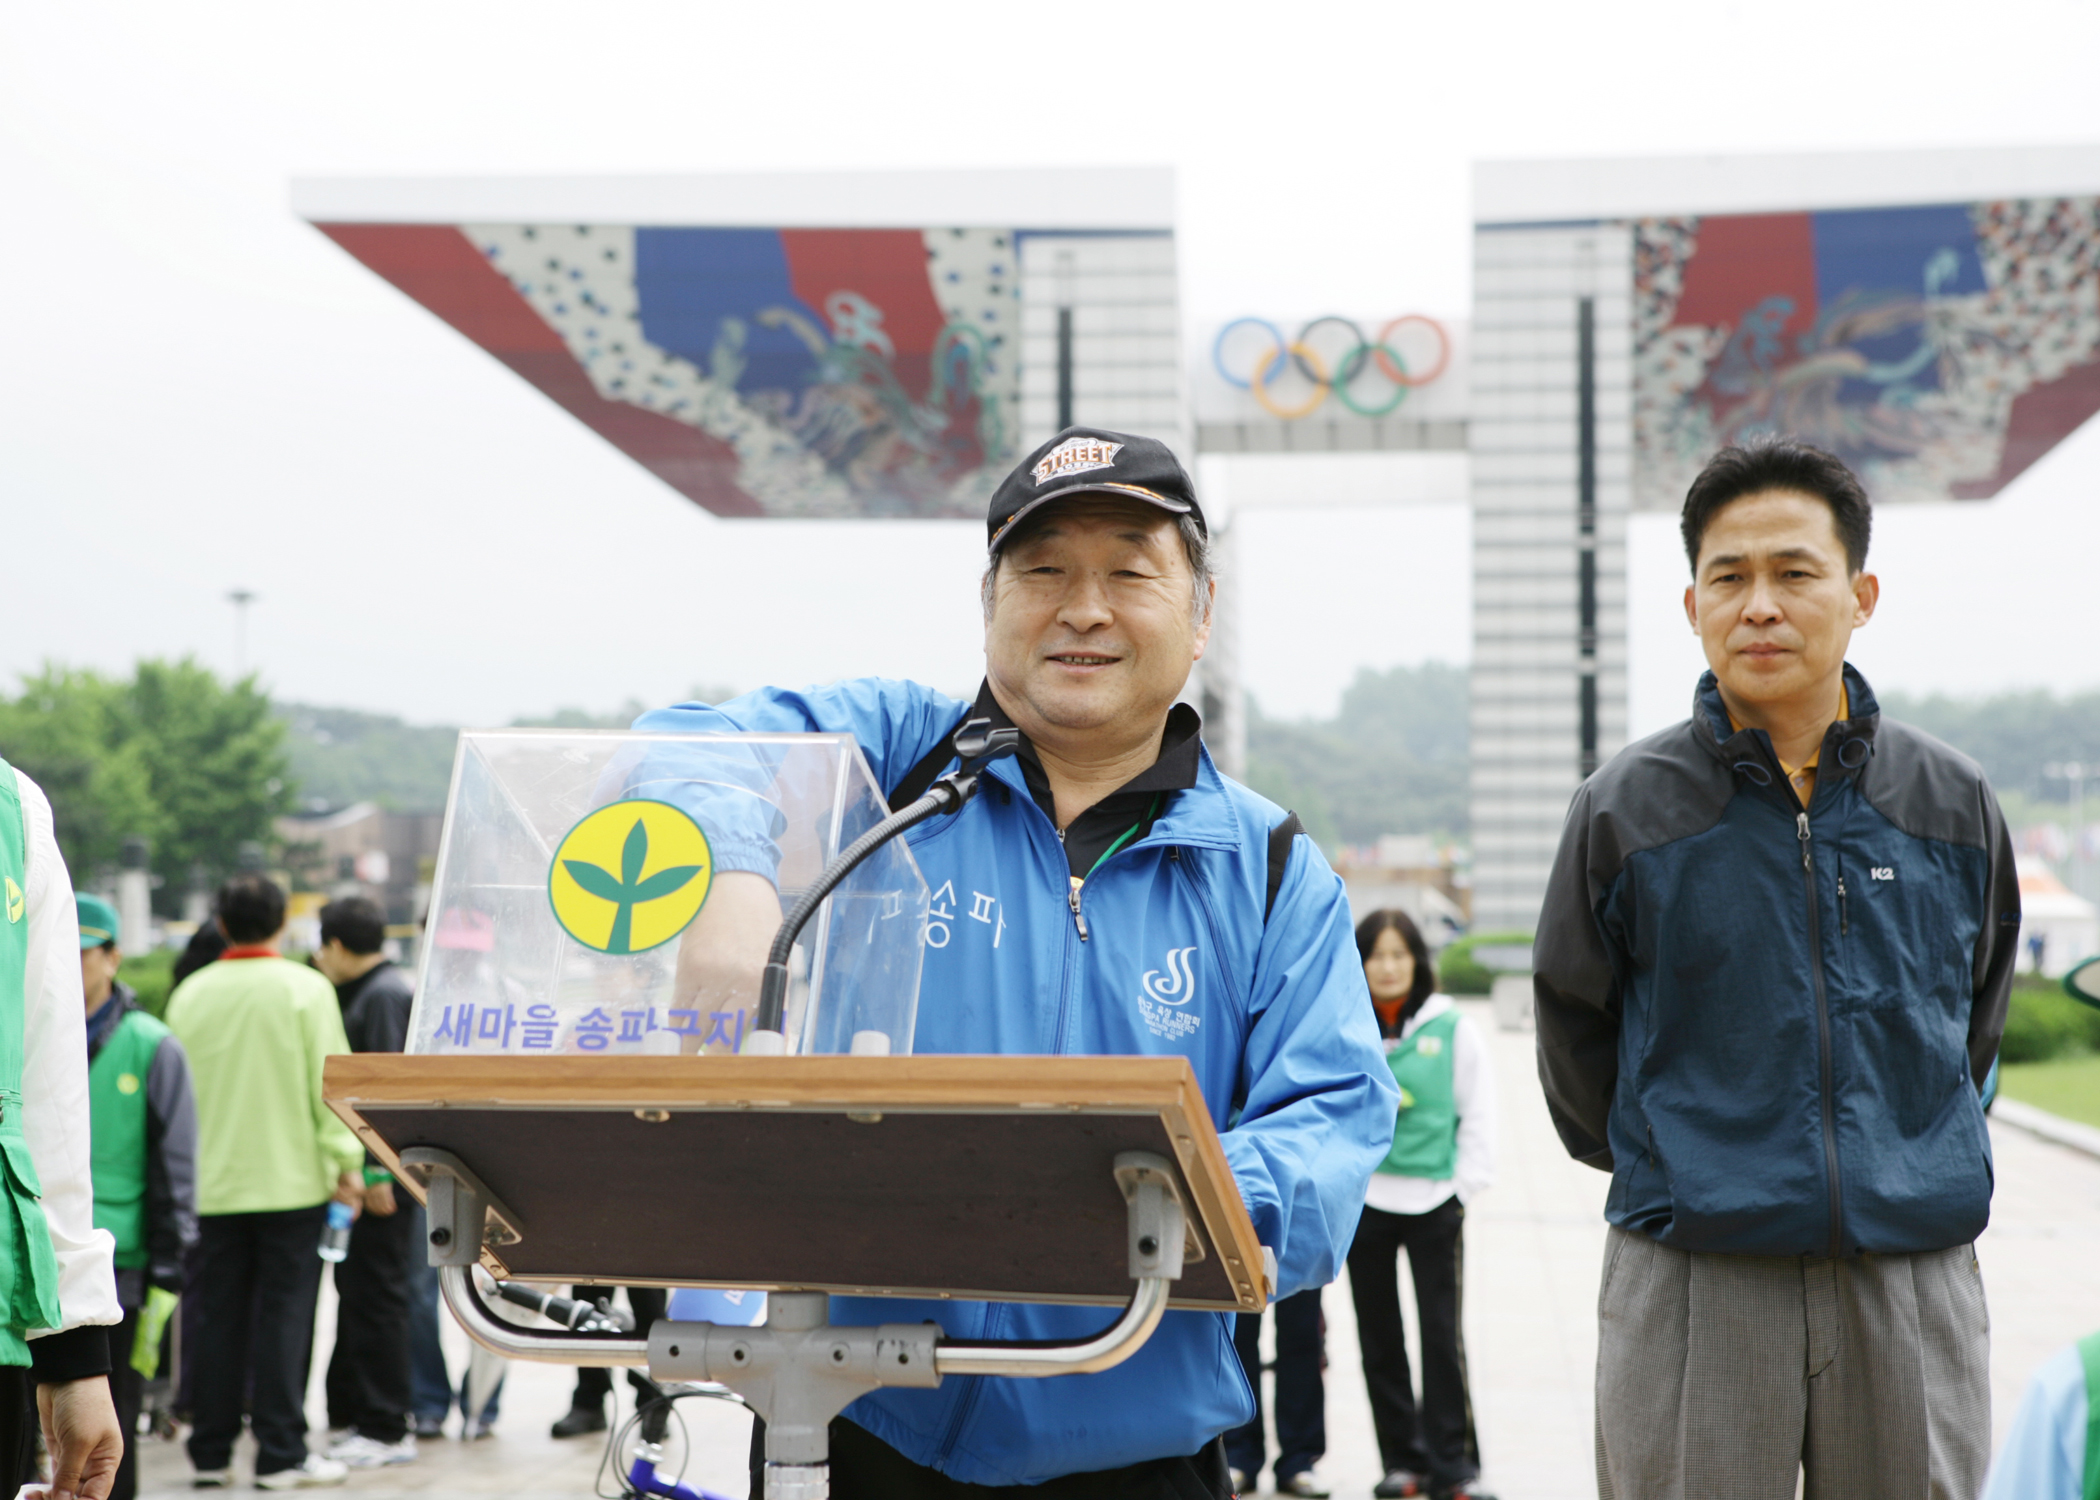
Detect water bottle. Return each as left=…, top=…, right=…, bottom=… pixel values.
left=319, top=1200, right=354, bottom=1262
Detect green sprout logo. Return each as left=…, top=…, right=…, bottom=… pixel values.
left=548, top=801, right=714, bottom=956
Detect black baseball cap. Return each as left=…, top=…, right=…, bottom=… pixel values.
left=986, top=427, right=1205, bottom=553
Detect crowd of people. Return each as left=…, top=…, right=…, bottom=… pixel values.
left=0, top=422, right=2087, bottom=1500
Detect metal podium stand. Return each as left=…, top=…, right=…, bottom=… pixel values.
left=324, top=1054, right=1267, bottom=1500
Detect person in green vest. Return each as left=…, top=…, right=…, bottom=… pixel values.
left=1981, top=1331, right=2100, bottom=1499
left=1346, top=910, right=1498, bottom=1500
left=0, top=757, right=126, bottom=1500
left=76, top=892, right=196, bottom=1500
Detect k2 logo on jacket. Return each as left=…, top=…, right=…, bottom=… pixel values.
left=1138, top=946, right=1201, bottom=1042
left=1870, top=867, right=1895, bottom=881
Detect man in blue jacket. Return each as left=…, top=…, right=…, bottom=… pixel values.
left=1535, top=438, right=2020, bottom=1499
left=638, top=427, right=1398, bottom=1498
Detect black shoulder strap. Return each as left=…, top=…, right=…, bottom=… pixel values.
left=887, top=716, right=972, bottom=810
left=1266, top=812, right=1304, bottom=922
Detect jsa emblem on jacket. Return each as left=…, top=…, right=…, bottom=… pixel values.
left=1138, top=945, right=1200, bottom=1041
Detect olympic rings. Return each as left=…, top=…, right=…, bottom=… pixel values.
left=1213, top=314, right=1451, bottom=419
left=1291, top=316, right=1370, bottom=387
left=1211, top=318, right=1285, bottom=390
left=1374, top=315, right=1450, bottom=386
left=1252, top=342, right=1329, bottom=420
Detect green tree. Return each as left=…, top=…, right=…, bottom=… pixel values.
left=0, top=667, right=165, bottom=877
left=1246, top=663, right=1470, bottom=849
left=124, top=660, right=295, bottom=903
left=0, top=659, right=295, bottom=907
left=277, top=702, right=459, bottom=813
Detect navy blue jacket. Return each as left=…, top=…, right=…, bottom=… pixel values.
left=1534, top=666, right=2021, bottom=1258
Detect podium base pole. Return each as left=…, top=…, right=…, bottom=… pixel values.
left=760, top=1462, right=828, bottom=1500
left=430, top=1148, right=1200, bottom=1499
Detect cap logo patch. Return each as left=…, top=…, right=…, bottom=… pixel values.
left=1031, top=436, right=1122, bottom=486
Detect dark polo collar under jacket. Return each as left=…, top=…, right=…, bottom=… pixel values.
left=1534, top=663, right=2023, bottom=1259
left=960, top=679, right=1202, bottom=879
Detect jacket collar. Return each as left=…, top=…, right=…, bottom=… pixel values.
left=1397, top=993, right=1455, bottom=1040
left=1693, top=662, right=1881, bottom=794
left=967, top=680, right=1239, bottom=848
left=335, top=958, right=394, bottom=1010
left=86, top=982, right=140, bottom=1062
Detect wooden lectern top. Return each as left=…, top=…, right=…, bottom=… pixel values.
left=324, top=1054, right=1266, bottom=1313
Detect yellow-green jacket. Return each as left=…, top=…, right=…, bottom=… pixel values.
left=165, top=955, right=362, bottom=1215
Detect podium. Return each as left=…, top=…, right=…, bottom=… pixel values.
left=350, top=726, right=1266, bottom=1497
left=325, top=1053, right=1264, bottom=1498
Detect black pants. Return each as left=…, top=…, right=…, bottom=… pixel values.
left=569, top=1287, right=667, bottom=1407
left=1225, top=1287, right=1325, bottom=1482
left=107, top=1304, right=143, bottom=1500
left=749, top=1415, right=1233, bottom=1499
left=1346, top=1197, right=1479, bottom=1487
left=325, top=1201, right=415, bottom=1442
left=188, top=1205, right=328, bottom=1476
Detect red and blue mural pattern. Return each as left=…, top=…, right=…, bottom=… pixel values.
left=1635, top=198, right=2100, bottom=505
left=314, top=222, right=1021, bottom=518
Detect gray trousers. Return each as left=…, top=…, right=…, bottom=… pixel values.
left=1594, top=1226, right=1990, bottom=1500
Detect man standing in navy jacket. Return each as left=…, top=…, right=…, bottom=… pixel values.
left=1535, top=439, right=2021, bottom=1499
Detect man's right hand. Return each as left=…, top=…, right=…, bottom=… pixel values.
left=672, top=871, right=778, bottom=1052
left=363, top=1180, right=397, bottom=1217
left=333, top=1171, right=364, bottom=1217
left=37, top=1375, right=122, bottom=1500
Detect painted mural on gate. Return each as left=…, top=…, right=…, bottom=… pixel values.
left=315, top=222, right=1022, bottom=518
left=1634, top=199, right=2100, bottom=507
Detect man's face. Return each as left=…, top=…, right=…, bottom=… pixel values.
left=1684, top=489, right=1878, bottom=713
left=983, top=499, right=1211, bottom=745
left=81, top=944, right=120, bottom=1012
left=313, top=938, right=357, bottom=984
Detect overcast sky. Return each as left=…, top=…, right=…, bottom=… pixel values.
left=6, top=1, right=2100, bottom=734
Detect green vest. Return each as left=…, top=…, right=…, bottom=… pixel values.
left=88, top=1008, right=166, bottom=1268
left=0, top=760, right=66, bottom=1364
left=1378, top=1007, right=1461, bottom=1180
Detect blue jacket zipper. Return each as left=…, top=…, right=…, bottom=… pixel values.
left=1797, top=806, right=1846, bottom=1260
left=934, top=1303, right=1001, bottom=1465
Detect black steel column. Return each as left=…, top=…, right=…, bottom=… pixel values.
left=1577, top=297, right=1599, bottom=779
left=1056, top=306, right=1075, bottom=431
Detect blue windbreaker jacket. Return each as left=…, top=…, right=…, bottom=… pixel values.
left=1534, top=666, right=2022, bottom=1259
left=633, top=679, right=1398, bottom=1485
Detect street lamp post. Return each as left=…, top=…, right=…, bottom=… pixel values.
left=226, top=589, right=257, bottom=678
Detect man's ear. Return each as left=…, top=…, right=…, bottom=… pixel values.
left=1852, top=570, right=1880, bottom=627
left=1683, top=583, right=1698, bottom=633
left=1191, top=577, right=1216, bottom=662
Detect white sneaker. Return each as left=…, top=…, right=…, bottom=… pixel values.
left=191, top=1470, right=232, bottom=1489
left=326, top=1432, right=418, bottom=1468
left=255, top=1455, right=349, bottom=1489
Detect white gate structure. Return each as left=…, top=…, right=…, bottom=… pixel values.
left=301, top=149, right=2100, bottom=939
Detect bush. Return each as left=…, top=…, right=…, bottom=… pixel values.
left=1999, top=977, right=2100, bottom=1064
left=1437, top=931, right=1535, bottom=996
left=118, top=949, right=176, bottom=1018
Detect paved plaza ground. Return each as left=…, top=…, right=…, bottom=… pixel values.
left=139, top=1001, right=2100, bottom=1498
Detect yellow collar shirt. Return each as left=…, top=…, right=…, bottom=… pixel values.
left=1729, top=688, right=1850, bottom=809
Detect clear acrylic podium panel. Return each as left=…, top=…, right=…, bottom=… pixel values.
left=408, top=731, right=928, bottom=1058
